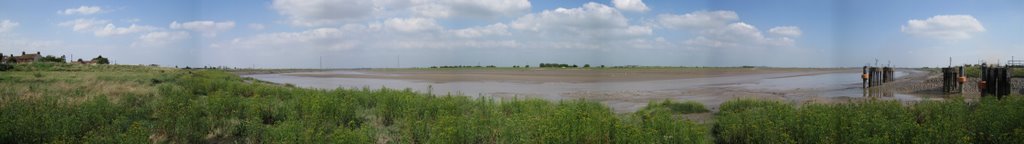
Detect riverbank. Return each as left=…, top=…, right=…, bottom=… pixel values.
left=248, top=68, right=924, bottom=112
left=5, top=63, right=1024, bottom=143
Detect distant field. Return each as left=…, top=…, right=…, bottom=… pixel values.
left=2, top=63, right=1024, bottom=143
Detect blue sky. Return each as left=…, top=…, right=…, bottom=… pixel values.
left=0, top=0, right=1022, bottom=68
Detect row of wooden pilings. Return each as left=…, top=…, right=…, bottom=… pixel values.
left=941, top=64, right=1013, bottom=98
left=941, top=66, right=965, bottom=94
left=979, top=65, right=1012, bottom=98
left=862, top=66, right=894, bottom=88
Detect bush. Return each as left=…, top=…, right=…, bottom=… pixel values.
left=38, top=55, right=66, bottom=63
left=91, top=55, right=110, bottom=64
left=643, top=99, right=709, bottom=114
left=0, top=64, right=11, bottom=71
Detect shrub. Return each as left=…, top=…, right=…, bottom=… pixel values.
left=0, top=64, right=12, bottom=71
left=643, top=99, right=709, bottom=114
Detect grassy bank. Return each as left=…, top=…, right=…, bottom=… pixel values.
left=0, top=63, right=708, bottom=143
left=714, top=98, right=1024, bottom=143
left=4, top=63, right=1024, bottom=143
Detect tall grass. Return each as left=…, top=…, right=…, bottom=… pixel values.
left=0, top=64, right=709, bottom=143
left=644, top=99, right=709, bottom=114
left=714, top=97, right=1024, bottom=143
left=5, top=63, right=1024, bottom=143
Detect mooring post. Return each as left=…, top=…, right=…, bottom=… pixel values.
left=862, top=66, right=869, bottom=88
left=954, top=65, right=962, bottom=92
left=980, top=63, right=988, bottom=97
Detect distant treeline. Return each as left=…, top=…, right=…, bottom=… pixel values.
left=430, top=63, right=611, bottom=69
left=539, top=63, right=601, bottom=68
left=429, top=65, right=497, bottom=68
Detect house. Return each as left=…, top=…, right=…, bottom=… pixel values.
left=12, top=51, right=42, bottom=63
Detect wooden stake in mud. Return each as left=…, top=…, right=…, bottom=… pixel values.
left=862, top=66, right=869, bottom=88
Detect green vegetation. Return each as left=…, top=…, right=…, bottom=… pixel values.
left=714, top=98, right=1024, bottom=143
left=37, top=55, right=66, bottom=63
left=5, top=63, right=1024, bottom=143
left=429, top=65, right=488, bottom=68
left=964, top=66, right=1024, bottom=78
left=539, top=63, right=574, bottom=68
left=0, top=63, right=708, bottom=143
left=91, top=55, right=110, bottom=64
left=0, top=64, right=11, bottom=71
left=643, top=99, right=709, bottom=114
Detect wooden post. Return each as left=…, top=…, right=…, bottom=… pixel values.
left=862, top=66, right=869, bottom=88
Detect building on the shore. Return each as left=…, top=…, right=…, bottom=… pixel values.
left=3, top=51, right=44, bottom=64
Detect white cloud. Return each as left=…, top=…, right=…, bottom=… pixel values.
left=0, top=20, right=19, bottom=33
left=132, top=31, right=190, bottom=47
left=59, top=19, right=159, bottom=37
left=686, top=22, right=795, bottom=49
left=510, top=3, right=650, bottom=39
left=511, top=3, right=627, bottom=31
left=271, top=0, right=531, bottom=26
left=271, top=0, right=378, bottom=26
left=411, top=0, right=531, bottom=19
left=58, top=19, right=110, bottom=32
left=653, top=10, right=798, bottom=50
left=452, top=23, right=510, bottom=38
left=218, top=27, right=358, bottom=51
left=94, top=24, right=159, bottom=37
left=612, top=0, right=649, bottom=12
left=768, top=26, right=801, bottom=37
left=58, top=6, right=103, bottom=15
left=901, top=15, right=985, bottom=40
left=170, top=21, right=235, bottom=37
left=383, top=17, right=442, bottom=33
left=248, top=23, right=266, bottom=30
left=656, top=10, right=739, bottom=30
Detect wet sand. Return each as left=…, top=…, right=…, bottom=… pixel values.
left=285, top=68, right=838, bottom=83
left=244, top=68, right=934, bottom=113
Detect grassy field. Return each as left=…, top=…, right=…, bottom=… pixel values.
left=0, top=63, right=708, bottom=143
left=2, top=63, right=1024, bottom=143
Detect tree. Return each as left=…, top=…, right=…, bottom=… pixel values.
left=2, top=55, right=15, bottom=64
left=39, top=55, right=66, bottom=63
left=572, top=64, right=578, bottom=68
left=92, top=55, right=110, bottom=64
left=584, top=64, right=590, bottom=68
left=600, top=65, right=605, bottom=68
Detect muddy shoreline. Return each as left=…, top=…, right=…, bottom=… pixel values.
left=239, top=68, right=1024, bottom=113
left=244, top=68, right=930, bottom=112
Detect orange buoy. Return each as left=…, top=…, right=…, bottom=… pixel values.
left=958, top=76, right=967, bottom=84
left=978, top=81, right=987, bottom=90
left=862, top=74, right=869, bottom=80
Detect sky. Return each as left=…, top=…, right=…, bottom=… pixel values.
left=0, top=0, right=1022, bottom=68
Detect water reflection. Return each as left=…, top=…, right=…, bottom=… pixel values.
left=863, top=87, right=895, bottom=98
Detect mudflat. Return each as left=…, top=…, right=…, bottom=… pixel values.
left=285, top=68, right=844, bottom=83
left=249, top=67, right=893, bottom=113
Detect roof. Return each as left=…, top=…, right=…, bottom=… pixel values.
left=13, top=54, right=42, bottom=63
